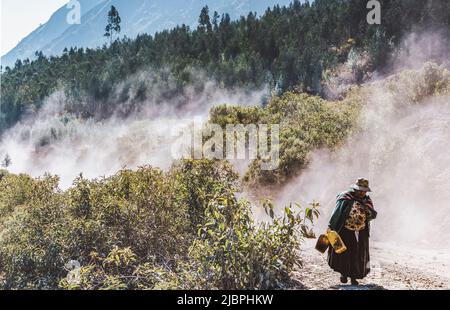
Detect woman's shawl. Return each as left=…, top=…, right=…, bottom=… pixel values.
left=328, top=190, right=377, bottom=234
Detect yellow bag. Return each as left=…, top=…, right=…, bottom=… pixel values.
left=327, top=229, right=347, bottom=254
left=315, top=229, right=347, bottom=254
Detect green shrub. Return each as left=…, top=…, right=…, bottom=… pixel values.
left=187, top=198, right=319, bottom=289
left=210, top=92, right=362, bottom=186
left=0, top=174, right=67, bottom=289
left=0, top=160, right=316, bottom=289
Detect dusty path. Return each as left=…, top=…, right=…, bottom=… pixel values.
left=293, top=239, right=450, bottom=290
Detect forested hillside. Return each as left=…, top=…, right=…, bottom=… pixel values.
left=1, top=0, right=293, bottom=68
left=1, top=0, right=449, bottom=134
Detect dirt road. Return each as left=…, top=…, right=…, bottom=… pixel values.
left=293, top=239, right=450, bottom=290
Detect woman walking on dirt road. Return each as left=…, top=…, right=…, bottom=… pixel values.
left=327, top=178, right=378, bottom=285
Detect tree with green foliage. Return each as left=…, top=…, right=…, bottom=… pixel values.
left=198, top=6, right=212, bottom=32
left=104, top=5, right=121, bottom=44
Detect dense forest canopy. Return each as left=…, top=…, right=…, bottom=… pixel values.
left=1, top=0, right=449, bottom=134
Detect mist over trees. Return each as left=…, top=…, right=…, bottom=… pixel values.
left=1, top=0, right=449, bottom=134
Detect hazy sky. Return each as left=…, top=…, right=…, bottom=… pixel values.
left=1, top=0, right=69, bottom=56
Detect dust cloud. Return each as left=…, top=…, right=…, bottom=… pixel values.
left=0, top=71, right=267, bottom=189
left=277, top=32, right=450, bottom=249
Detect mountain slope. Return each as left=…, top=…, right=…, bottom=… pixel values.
left=1, top=0, right=104, bottom=68
left=1, top=0, right=293, bottom=68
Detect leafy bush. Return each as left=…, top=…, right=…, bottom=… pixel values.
left=210, top=92, right=362, bottom=186
left=187, top=199, right=319, bottom=289
left=0, top=160, right=317, bottom=289
left=383, top=62, right=450, bottom=104
left=0, top=174, right=67, bottom=289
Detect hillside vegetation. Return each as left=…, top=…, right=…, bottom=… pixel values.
left=0, top=161, right=318, bottom=289
left=211, top=63, right=450, bottom=187
left=0, top=63, right=448, bottom=289
left=1, top=0, right=449, bottom=133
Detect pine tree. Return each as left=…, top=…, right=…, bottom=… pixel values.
left=198, top=6, right=212, bottom=32
left=212, top=11, right=220, bottom=31
left=104, top=5, right=121, bottom=44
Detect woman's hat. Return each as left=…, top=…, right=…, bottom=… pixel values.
left=350, top=178, right=371, bottom=192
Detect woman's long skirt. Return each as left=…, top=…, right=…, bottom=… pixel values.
left=327, top=226, right=371, bottom=279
